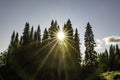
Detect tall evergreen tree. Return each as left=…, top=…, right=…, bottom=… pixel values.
left=9, top=31, right=15, bottom=48
left=84, top=22, right=97, bottom=67
left=98, top=49, right=109, bottom=72
left=23, top=22, right=30, bottom=45
left=115, top=44, right=120, bottom=70
left=34, top=31, right=37, bottom=43
left=74, top=28, right=81, bottom=65
left=7, top=31, right=16, bottom=65
left=30, top=26, right=34, bottom=42
left=49, top=20, right=59, bottom=39
left=42, top=28, right=49, bottom=46
left=49, top=20, right=54, bottom=38
left=64, top=19, right=74, bottom=40
left=108, top=45, right=116, bottom=70
left=14, top=32, right=19, bottom=48
left=37, top=25, right=41, bottom=47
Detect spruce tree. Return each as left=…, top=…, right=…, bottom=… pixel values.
left=9, top=31, right=15, bottom=48
left=108, top=45, right=115, bottom=70
left=42, top=28, right=49, bottom=46
left=64, top=19, right=74, bottom=40
left=37, top=25, right=41, bottom=47
left=34, top=31, right=37, bottom=43
left=14, top=32, right=19, bottom=48
left=30, top=26, right=34, bottom=42
left=7, top=31, right=15, bottom=65
left=84, top=22, right=97, bottom=67
left=74, top=28, right=81, bottom=64
left=49, top=20, right=54, bottom=38
left=49, top=20, right=59, bottom=39
left=23, top=22, right=30, bottom=45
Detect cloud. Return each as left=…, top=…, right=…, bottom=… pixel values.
left=95, top=39, right=103, bottom=50
left=103, top=36, right=120, bottom=45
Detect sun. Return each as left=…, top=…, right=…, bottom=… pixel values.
left=57, top=31, right=65, bottom=41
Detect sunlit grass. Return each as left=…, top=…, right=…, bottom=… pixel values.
left=101, top=71, right=120, bottom=80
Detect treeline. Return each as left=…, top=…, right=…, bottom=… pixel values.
left=0, top=19, right=120, bottom=80
left=99, top=44, right=120, bottom=72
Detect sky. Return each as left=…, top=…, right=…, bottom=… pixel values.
left=0, top=0, right=120, bottom=54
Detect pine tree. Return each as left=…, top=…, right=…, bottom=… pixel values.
left=37, top=25, right=41, bottom=47
left=14, top=32, right=19, bottom=48
left=42, top=28, right=49, bottom=46
left=23, top=22, right=30, bottom=45
left=9, top=31, right=15, bottom=48
left=84, top=22, right=97, bottom=67
left=30, top=26, right=34, bottom=42
left=49, top=20, right=59, bottom=39
left=108, top=45, right=115, bottom=70
left=98, top=49, right=109, bottom=72
left=115, top=44, right=120, bottom=70
left=7, top=31, right=15, bottom=65
left=64, top=19, right=74, bottom=40
left=74, top=28, right=81, bottom=65
left=49, top=20, right=54, bottom=38
left=34, top=31, right=37, bottom=43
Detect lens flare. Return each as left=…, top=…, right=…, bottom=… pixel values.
left=57, top=31, right=65, bottom=41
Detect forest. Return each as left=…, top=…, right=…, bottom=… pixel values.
left=0, top=19, right=120, bottom=80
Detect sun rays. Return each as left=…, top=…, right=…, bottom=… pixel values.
left=33, top=27, right=78, bottom=79
left=57, top=31, right=65, bottom=41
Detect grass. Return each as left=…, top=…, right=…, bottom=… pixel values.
left=100, top=71, right=120, bottom=80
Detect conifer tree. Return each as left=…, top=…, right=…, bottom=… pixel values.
left=34, top=31, right=37, bottom=43
left=49, top=20, right=59, bottom=39
left=74, top=28, right=81, bottom=64
left=49, top=20, right=54, bottom=38
left=23, top=22, right=30, bottom=45
left=30, top=26, right=34, bottom=42
left=115, top=44, right=120, bottom=70
left=14, top=32, right=19, bottom=48
left=98, top=49, right=109, bottom=72
left=64, top=19, right=74, bottom=40
left=84, top=22, right=97, bottom=67
left=42, top=28, right=49, bottom=46
left=7, top=31, right=15, bottom=65
left=108, top=45, right=116, bottom=70
left=37, top=25, right=41, bottom=47
left=9, top=31, right=15, bottom=48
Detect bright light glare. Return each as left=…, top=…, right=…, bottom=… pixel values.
left=57, top=31, right=65, bottom=41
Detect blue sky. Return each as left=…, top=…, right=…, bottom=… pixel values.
left=0, top=0, right=120, bottom=53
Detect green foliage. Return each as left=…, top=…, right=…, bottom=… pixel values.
left=84, top=22, right=97, bottom=68
left=23, top=22, right=30, bottom=45
left=1, top=20, right=120, bottom=80
left=101, top=71, right=120, bottom=80
left=98, top=44, right=120, bottom=73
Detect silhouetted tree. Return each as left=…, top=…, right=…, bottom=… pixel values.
left=64, top=19, right=74, bottom=40
left=30, top=26, right=34, bottom=42
left=74, top=28, right=81, bottom=65
left=42, top=28, right=49, bottom=46
left=114, top=44, right=120, bottom=70
left=7, top=31, right=16, bottom=65
left=23, top=22, right=30, bottom=45
left=49, top=20, right=59, bottom=39
left=14, top=32, right=19, bottom=48
left=37, top=25, right=41, bottom=47
left=108, top=45, right=115, bottom=71
left=84, top=22, right=97, bottom=68
left=98, top=49, right=109, bottom=72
